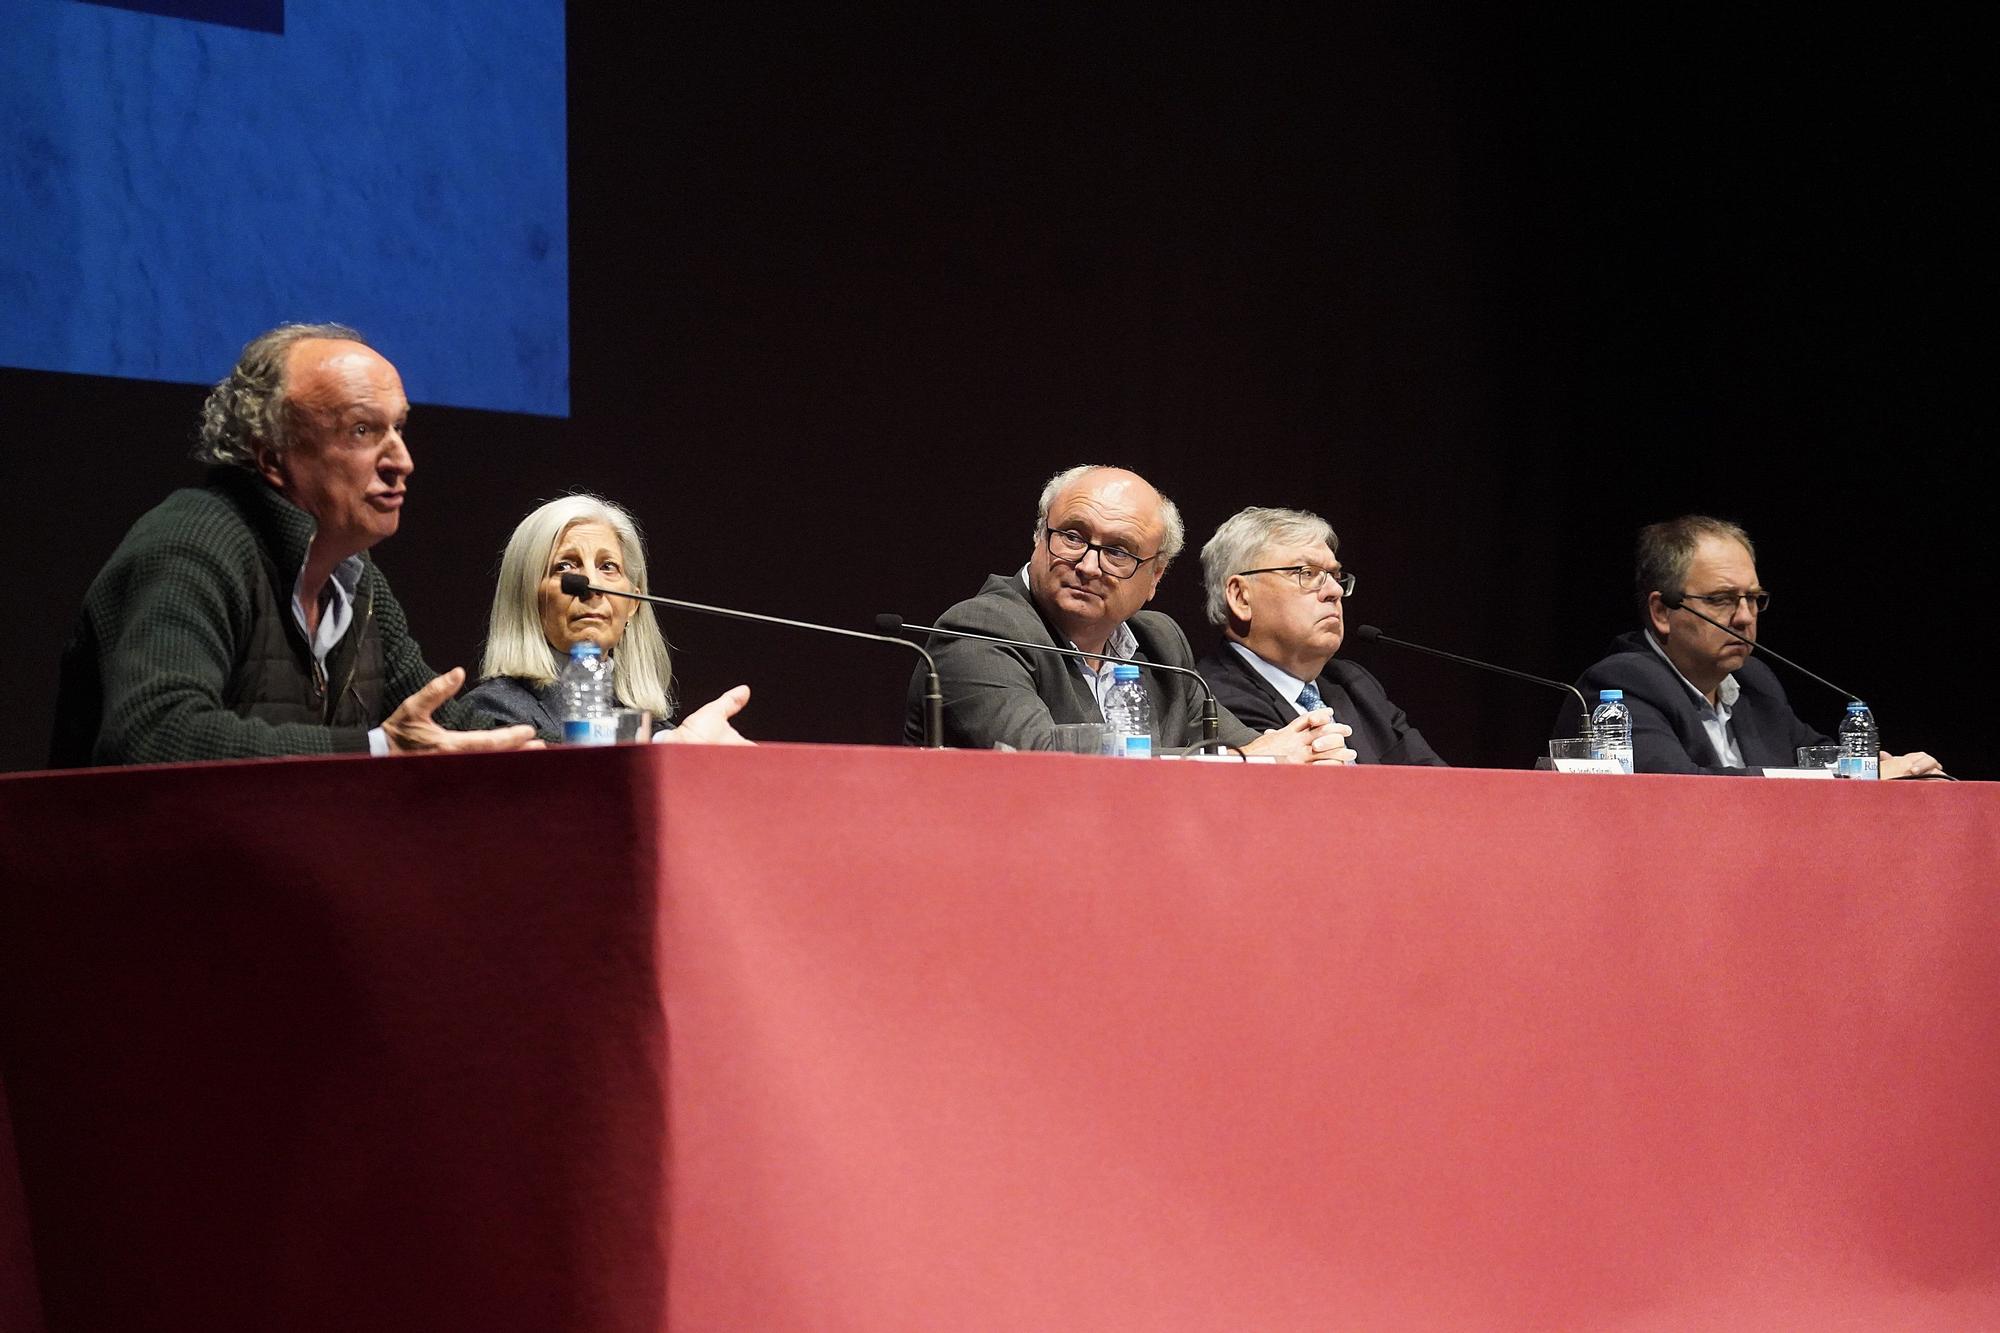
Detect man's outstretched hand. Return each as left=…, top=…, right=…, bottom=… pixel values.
left=384, top=669, right=541, bottom=755
left=660, top=685, right=754, bottom=746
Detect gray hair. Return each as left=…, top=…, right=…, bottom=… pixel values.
left=479, top=494, right=676, bottom=718
left=1634, top=514, right=1756, bottom=626
left=1031, top=464, right=1186, bottom=565
left=193, top=322, right=368, bottom=468
left=1199, top=506, right=1338, bottom=627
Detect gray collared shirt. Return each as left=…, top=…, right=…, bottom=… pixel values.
left=1019, top=568, right=1140, bottom=718
left=1644, top=631, right=1744, bottom=767
left=291, top=555, right=366, bottom=670
left=291, top=556, right=390, bottom=755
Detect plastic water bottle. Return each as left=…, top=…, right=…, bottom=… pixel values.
left=1102, top=662, right=1154, bottom=758
left=1837, top=701, right=1879, bottom=779
left=1590, top=688, right=1634, bottom=774
left=558, top=642, right=618, bottom=745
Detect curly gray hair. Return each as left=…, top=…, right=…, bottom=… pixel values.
left=193, top=322, right=368, bottom=468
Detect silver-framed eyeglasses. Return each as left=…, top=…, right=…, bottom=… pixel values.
left=1043, top=527, right=1160, bottom=580
left=1679, top=588, right=1771, bottom=613
left=1235, top=565, right=1357, bottom=597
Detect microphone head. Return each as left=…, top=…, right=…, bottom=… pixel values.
left=1351, top=624, right=1383, bottom=643
left=1657, top=590, right=1685, bottom=610
left=559, top=573, right=592, bottom=597
left=875, top=613, right=906, bottom=633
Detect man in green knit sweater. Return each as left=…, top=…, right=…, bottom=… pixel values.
left=50, top=323, right=540, bottom=767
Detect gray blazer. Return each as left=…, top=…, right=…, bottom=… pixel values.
left=902, top=574, right=1260, bottom=751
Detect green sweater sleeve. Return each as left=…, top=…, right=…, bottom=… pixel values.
left=85, top=506, right=371, bottom=764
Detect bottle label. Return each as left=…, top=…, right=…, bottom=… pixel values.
left=1836, top=753, right=1879, bottom=780
left=562, top=716, right=619, bottom=747
left=1119, top=734, right=1153, bottom=759
left=1588, top=732, right=1635, bottom=774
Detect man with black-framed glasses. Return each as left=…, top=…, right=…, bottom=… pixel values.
left=1562, top=515, right=1942, bottom=777
left=1194, top=506, right=1444, bottom=766
left=901, top=465, right=1353, bottom=761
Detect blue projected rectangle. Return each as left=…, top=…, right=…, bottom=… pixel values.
left=1, top=0, right=568, bottom=416
left=77, top=0, right=283, bottom=35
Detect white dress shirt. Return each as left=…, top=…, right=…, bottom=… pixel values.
left=1227, top=641, right=1319, bottom=718
left=1644, top=631, right=1744, bottom=767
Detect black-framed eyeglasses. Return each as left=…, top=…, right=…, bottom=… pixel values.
left=1043, top=527, right=1160, bottom=580
left=1678, top=588, right=1771, bottom=613
left=1235, top=565, right=1357, bottom=597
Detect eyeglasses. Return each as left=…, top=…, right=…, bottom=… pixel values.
left=1235, top=565, right=1357, bottom=597
left=1043, top=527, right=1160, bottom=580
left=1679, top=588, right=1771, bottom=613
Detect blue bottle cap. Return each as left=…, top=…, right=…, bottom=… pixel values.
left=569, top=641, right=602, bottom=659
left=1846, top=700, right=1867, bottom=711
left=1598, top=689, right=1623, bottom=701
left=1112, top=663, right=1142, bottom=682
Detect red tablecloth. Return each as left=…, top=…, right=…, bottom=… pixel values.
left=5, top=747, right=1998, bottom=1329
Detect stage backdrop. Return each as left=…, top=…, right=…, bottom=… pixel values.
left=0, top=0, right=567, bottom=416
left=0, top=9, right=1988, bottom=776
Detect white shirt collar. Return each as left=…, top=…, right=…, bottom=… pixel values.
left=1019, top=567, right=1139, bottom=664
left=1645, top=630, right=1744, bottom=766
left=292, top=554, right=366, bottom=668
left=1644, top=631, right=1740, bottom=712
left=1227, top=640, right=1315, bottom=716
left=1019, top=567, right=1141, bottom=722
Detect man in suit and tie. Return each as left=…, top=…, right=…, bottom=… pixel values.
left=905, top=466, right=1353, bottom=761
left=1194, top=506, right=1444, bottom=766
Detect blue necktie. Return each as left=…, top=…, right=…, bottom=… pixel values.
left=1297, top=681, right=1322, bottom=712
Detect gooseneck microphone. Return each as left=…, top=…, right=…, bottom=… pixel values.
left=876, top=613, right=1224, bottom=751
left=1656, top=592, right=1859, bottom=703
left=560, top=574, right=944, bottom=748
left=1654, top=595, right=1955, bottom=775
left=1351, top=624, right=1592, bottom=734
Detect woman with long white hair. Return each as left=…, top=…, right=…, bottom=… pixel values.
left=463, top=494, right=751, bottom=743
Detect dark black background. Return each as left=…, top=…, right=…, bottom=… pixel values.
left=4, top=7, right=1990, bottom=776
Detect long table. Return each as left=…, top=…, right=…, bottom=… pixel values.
left=4, top=746, right=1997, bottom=1329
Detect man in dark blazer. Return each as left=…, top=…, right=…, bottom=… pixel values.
left=1568, top=629, right=1828, bottom=775
left=1559, top=515, right=1942, bottom=777
left=1193, top=507, right=1444, bottom=767
left=903, top=466, right=1353, bottom=762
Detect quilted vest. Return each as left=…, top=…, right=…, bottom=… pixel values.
left=222, top=471, right=390, bottom=728
left=229, top=558, right=388, bottom=727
